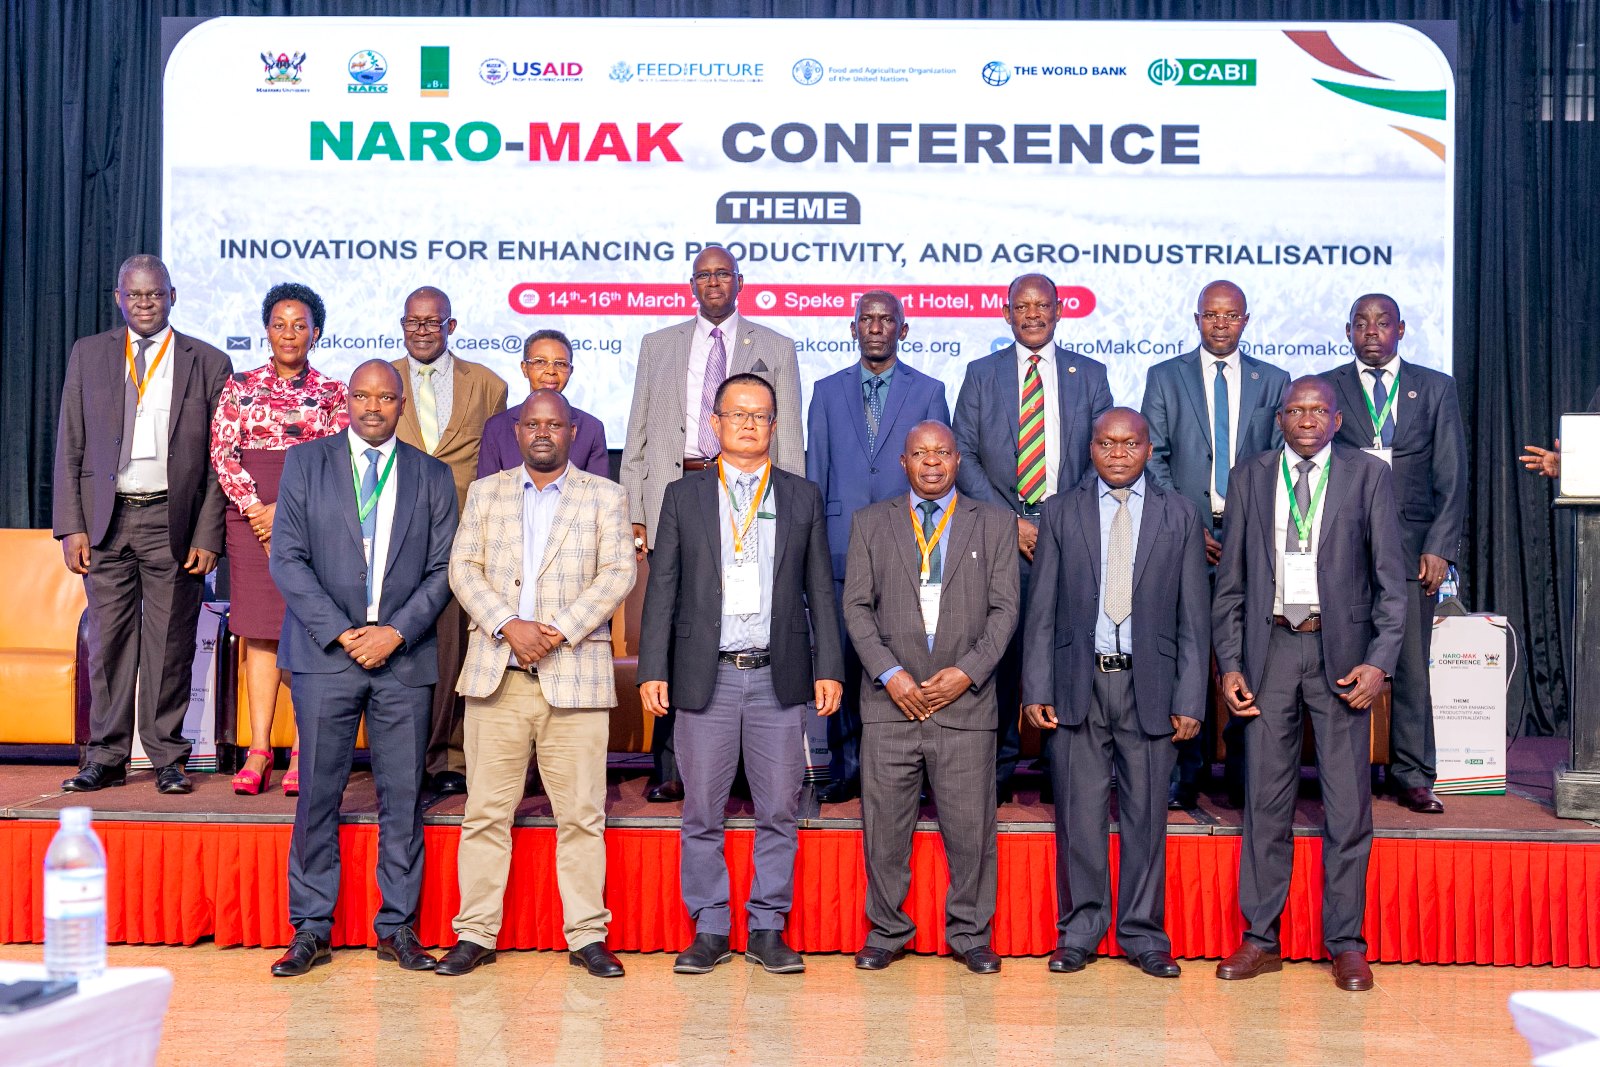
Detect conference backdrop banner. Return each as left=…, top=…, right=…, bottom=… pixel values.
left=163, top=17, right=1455, bottom=440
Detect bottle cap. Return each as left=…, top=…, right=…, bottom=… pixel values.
left=61, top=806, right=92, bottom=830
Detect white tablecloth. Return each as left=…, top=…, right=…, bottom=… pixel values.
left=1510, top=991, right=1600, bottom=1066
left=0, top=963, right=172, bottom=1067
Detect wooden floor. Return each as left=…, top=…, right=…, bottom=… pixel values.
left=2, top=942, right=1591, bottom=1065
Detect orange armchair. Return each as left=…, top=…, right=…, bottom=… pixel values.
left=0, top=529, right=88, bottom=744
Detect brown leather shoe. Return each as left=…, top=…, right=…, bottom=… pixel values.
left=1398, top=786, right=1445, bottom=814
left=1331, top=950, right=1374, bottom=991
left=1215, top=942, right=1282, bottom=981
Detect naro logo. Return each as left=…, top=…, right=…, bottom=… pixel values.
left=981, top=60, right=1011, bottom=87
left=1147, top=58, right=1181, bottom=85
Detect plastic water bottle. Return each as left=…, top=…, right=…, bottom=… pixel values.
left=43, top=806, right=107, bottom=980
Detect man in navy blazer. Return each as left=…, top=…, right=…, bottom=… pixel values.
left=267, top=360, right=459, bottom=977
left=953, top=273, right=1113, bottom=797
left=1212, top=376, right=1407, bottom=992
left=806, top=291, right=950, bottom=802
left=1322, top=294, right=1466, bottom=815
left=1142, top=280, right=1289, bottom=808
left=1022, top=409, right=1209, bottom=978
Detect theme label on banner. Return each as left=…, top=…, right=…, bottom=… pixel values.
left=163, top=17, right=1454, bottom=437
left=131, top=602, right=224, bottom=772
left=1429, top=614, right=1508, bottom=795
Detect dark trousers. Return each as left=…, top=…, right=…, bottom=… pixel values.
left=995, top=561, right=1033, bottom=786
left=82, top=498, right=203, bottom=769
left=826, top=578, right=863, bottom=785
left=288, top=663, right=431, bottom=940
left=1239, top=625, right=1373, bottom=956
left=862, top=718, right=997, bottom=954
left=424, top=595, right=468, bottom=777
left=1049, top=669, right=1175, bottom=956
left=1386, top=579, right=1438, bottom=790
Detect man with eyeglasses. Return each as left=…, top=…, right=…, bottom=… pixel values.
left=622, top=245, right=804, bottom=803
left=478, top=330, right=609, bottom=480
left=391, top=286, right=509, bottom=796
left=1142, top=280, right=1288, bottom=809
left=54, top=254, right=232, bottom=794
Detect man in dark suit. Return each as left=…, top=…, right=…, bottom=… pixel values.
left=953, top=273, right=1113, bottom=799
left=1143, top=280, right=1289, bottom=808
left=267, top=359, right=458, bottom=977
left=1022, top=408, right=1209, bottom=978
left=1212, top=376, right=1408, bottom=992
left=1322, top=294, right=1467, bottom=815
left=842, top=421, right=1018, bottom=974
left=638, top=373, right=844, bottom=976
left=808, top=291, right=951, bottom=803
left=52, top=254, right=231, bottom=795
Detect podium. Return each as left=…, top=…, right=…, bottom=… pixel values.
left=1553, top=412, right=1600, bottom=819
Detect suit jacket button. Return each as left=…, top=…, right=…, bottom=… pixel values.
left=869, top=467, right=877, bottom=474
left=514, top=579, right=521, bottom=586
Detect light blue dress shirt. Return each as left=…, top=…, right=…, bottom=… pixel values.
left=495, top=464, right=568, bottom=658
left=718, top=463, right=775, bottom=652
left=1095, top=475, right=1145, bottom=655
left=879, top=486, right=957, bottom=685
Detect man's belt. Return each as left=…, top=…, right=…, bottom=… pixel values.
left=1095, top=653, right=1133, bottom=673
left=1273, top=614, right=1322, bottom=633
left=683, top=456, right=716, bottom=472
left=506, top=662, right=539, bottom=675
left=717, top=650, right=771, bottom=669
left=116, top=491, right=168, bottom=508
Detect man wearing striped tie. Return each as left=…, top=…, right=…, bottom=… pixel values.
left=953, top=273, right=1113, bottom=802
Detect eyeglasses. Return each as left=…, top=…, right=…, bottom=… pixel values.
left=908, top=448, right=954, bottom=461
left=692, top=269, right=736, bottom=284
left=120, top=289, right=169, bottom=303
left=401, top=317, right=446, bottom=333
left=1200, top=311, right=1244, bottom=324
left=714, top=410, right=774, bottom=427
left=522, top=357, right=572, bottom=372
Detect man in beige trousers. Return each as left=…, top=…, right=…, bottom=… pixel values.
left=436, top=389, right=636, bottom=978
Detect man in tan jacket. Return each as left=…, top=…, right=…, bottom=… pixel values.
left=392, top=286, right=509, bottom=795
left=436, top=389, right=635, bottom=978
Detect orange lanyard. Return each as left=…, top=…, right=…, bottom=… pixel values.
left=718, top=458, right=772, bottom=556
left=124, top=332, right=173, bottom=409
left=909, top=494, right=956, bottom=582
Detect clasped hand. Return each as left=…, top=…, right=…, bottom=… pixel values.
left=337, top=625, right=403, bottom=670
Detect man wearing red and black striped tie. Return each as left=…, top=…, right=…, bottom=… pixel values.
left=953, top=274, right=1114, bottom=802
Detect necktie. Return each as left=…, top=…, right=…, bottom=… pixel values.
left=1283, top=459, right=1315, bottom=626
left=865, top=376, right=884, bottom=456
left=360, top=448, right=382, bottom=608
left=1017, top=354, right=1046, bottom=506
left=1367, top=368, right=1394, bottom=447
left=417, top=364, right=440, bottom=453
left=917, top=498, right=943, bottom=584
left=698, top=327, right=727, bottom=459
left=1104, top=488, right=1133, bottom=627
left=1213, top=361, right=1230, bottom=501
left=134, top=338, right=152, bottom=383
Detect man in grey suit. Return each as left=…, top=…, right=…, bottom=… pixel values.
left=622, top=245, right=804, bottom=801
left=638, top=373, right=843, bottom=976
left=842, top=421, right=1019, bottom=974
left=1022, top=409, right=1209, bottom=978
left=1212, top=377, right=1408, bottom=992
left=52, top=254, right=231, bottom=795
left=953, top=273, right=1113, bottom=800
left=1142, top=280, right=1289, bottom=808
left=1322, top=294, right=1467, bottom=815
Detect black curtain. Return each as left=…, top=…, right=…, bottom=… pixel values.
left=2, top=0, right=1595, bottom=734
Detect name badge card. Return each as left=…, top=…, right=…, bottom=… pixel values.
left=1364, top=447, right=1393, bottom=467
left=1283, top=552, right=1318, bottom=605
left=129, top=407, right=160, bottom=460
left=724, top=560, right=761, bottom=616
left=919, top=581, right=942, bottom=637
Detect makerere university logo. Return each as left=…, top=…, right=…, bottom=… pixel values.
left=981, top=60, right=1011, bottom=86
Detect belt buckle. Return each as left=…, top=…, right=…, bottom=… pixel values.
left=1096, top=653, right=1127, bottom=673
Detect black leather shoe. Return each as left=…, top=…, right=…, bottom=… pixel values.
left=569, top=942, right=625, bottom=978
left=673, top=932, right=732, bottom=974
left=1398, top=786, right=1445, bottom=814
left=952, top=945, right=1002, bottom=974
left=816, top=778, right=860, bottom=804
left=745, top=929, right=805, bottom=974
left=853, top=946, right=904, bottom=970
left=376, top=926, right=437, bottom=970
left=271, top=931, right=332, bottom=977
left=1128, top=950, right=1182, bottom=978
left=1048, top=947, right=1092, bottom=973
left=995, top=781, right=1014, bottom=807
left=435, top=939, right=497, bottom=976
left=646, top=780, right=684, bottom=804
left=1038, top=776, right=1054, bottom=806
left=431, top=771, right=467, bottom=796
left=62, top=762, right=125, bottom=792
left=1168, top=782, right=1198, bottom=811
left=155, top=764, right=193, bottom=795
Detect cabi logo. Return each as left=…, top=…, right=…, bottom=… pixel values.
left=1148, top=58, right=1257, bottom=86
left=347, top=50, right=388, bottom=93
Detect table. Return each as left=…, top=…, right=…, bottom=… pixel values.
left=0, top=962, right=172, bottom=1067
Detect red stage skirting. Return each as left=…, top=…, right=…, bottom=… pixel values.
left=2, top=821, right=1597, bottom=966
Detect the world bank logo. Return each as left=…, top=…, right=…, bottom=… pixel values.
left=1148, top=57, right=1182, bottom=85
left=347, top=50, right=387, bottom=84
left=792, top=58, right=824, bottom=86
left=981, top=60, right=1011, bottom=87
left=610, top=61, right=634, bottom=83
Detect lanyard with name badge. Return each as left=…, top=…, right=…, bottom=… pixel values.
left=124, top=332, right=174, bottom=460
left=125, top=332, right=173, bottom=413
left=1362, top=365, right=1399, bottom=465
left=910, top=493, right=956, bottom=636
left=351, top=447, right=398, bottom=551
left=1281, top=452, right=1330, bottom=605
left=719, top=458, right=772, bottom=616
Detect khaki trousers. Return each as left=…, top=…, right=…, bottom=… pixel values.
left=452, top=668, right=611, bottom=950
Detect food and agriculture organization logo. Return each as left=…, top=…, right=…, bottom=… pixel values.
left=610, top=61, right=634, bottom=83
left=480, top=58, right=509, bottom=84
left=347, top=50, right=388, bottom=93
left=1148, top=58, right=1182, bottom=85
left=981, top=60, right=1011, bottom=86
left=792, top=58, right=824, bottom=86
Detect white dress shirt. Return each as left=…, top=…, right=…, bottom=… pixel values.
left=1015, top=340, right=1061, bottom=499
left=1273, top=443, right=1333, bottom=614
left=1202, top=350, right=1242, bottom=513
left=686, top=312, right=741, bottom=458
left=348, top=429, right=400, bottom=623
left=1355, top=355, right=1402, bottom=444
left=117, top=326, right=174, bottom=494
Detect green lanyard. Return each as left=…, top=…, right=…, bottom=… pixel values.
left=351, top=449, right=398, bottom=523
left=1362, top=365, right=1400, bottom=446
left=1281, top=452, right=1331, bottom=547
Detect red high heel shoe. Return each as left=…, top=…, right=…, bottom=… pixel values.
left=232, top=748, right=274, bottom=796
left=283, top=749, right=301, bottom=797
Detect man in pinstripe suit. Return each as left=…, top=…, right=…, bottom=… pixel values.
left=436, top=390, right=636, bottom=978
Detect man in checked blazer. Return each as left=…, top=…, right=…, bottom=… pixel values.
left=437, top=390, right=636, bottom=979
left=621, top=245, right=804, bottom=800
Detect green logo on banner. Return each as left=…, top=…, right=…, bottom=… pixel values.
left=1149, top=58, right=1257, bottom=86
left=421, top=46, right=450, bottom=96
